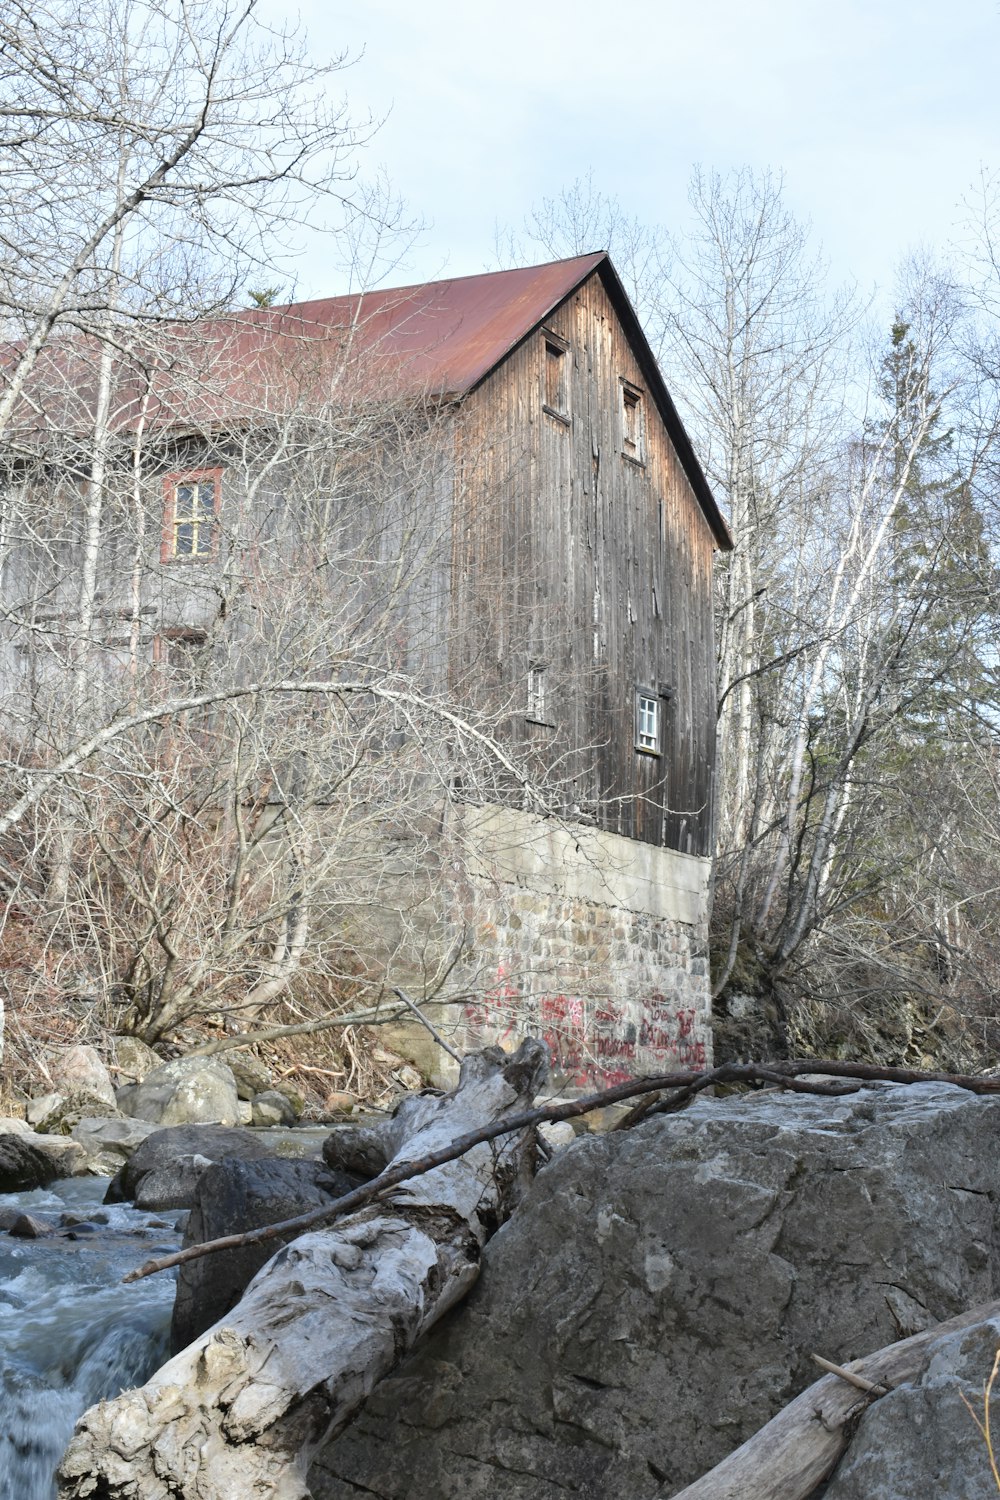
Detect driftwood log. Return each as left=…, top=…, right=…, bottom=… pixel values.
left=668, top=1297, right=1000, bottom=1500
left=57, top=1040, right=548, bottom=1500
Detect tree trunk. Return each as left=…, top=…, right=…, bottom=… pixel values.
left=668, top=1297, right=1000, bottom=1500
left=57, top=1040, right=548, bottom=1500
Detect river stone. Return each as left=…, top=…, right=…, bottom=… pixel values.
left=25, top=1093, right=62, bottom=1128
left=228, top=1053, right=275, bottom=1100
left=71, top=1116, right=157, bottom=1168
left=104, top=1124, right=284, bottom=1209
left=170, top=1156, right=358, bottom=1352
left=50, top=1044, right=116, bottom=1107
left=32, top=1091, right=124, bottom=1137
left=124, top=1056, right=241, bottom=1127
left=108, top=1035, right=162, bottom=1084
left=821, top=1314, right=1000, bottom=1498
left=0, top=1134, right=60, bottom=1192
left=8, top=1211, right=55, bottom=1238
left=251, top=1090, right=298, bottom=1127
left=311, top=1082, right=1000, bottom=1500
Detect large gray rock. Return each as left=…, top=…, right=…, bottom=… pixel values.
left=822, top=1313, right=1000, bottom=1498
left=170, top=1156, right=358, bottom=1352
left=50, top=1044, right=117, bottom=1107
left=123, top=1056, right=241, bottom=1127
left=311, top=1082, right=1000, bottom=1500
left=104, top=1123, right=313, bottom=1210
left=32, top=1091, right=124, bottom=1137
left=251, top=1089, right=298, bottom=1127
left=70, top=1116, right=158, bottom=1175
left=227, top=1052, right=275, bottom=1101
left=107, top=1034, right=162, bottom=1084
left=0, top=1133, right=60, bottom=1192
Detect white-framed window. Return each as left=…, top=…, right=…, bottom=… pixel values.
left=621, top=381, right=645, bottom=463
left=161, top=468, right=222, bottom=562
left=635, top=688, right=661, bottom=754
left=527, top=664, right=547, bottom=722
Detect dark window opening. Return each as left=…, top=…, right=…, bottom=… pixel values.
left=622, top=383, right=644, bottom=462
left=154, top=628, right=208, bottom=670
left=543, top=334, right=570, bottom=423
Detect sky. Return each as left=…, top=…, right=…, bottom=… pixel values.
left=262, top=0, right=1000, bottom=314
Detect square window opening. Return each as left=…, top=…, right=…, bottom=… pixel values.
left=154, top=629, right=208, bottom=671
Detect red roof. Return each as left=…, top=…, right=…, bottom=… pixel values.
left=3, top=252, right=731, bottom=547
left=236, top=252, right=607, bottom=399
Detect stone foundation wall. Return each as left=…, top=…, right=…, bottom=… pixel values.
left=441, top=806, right=713, bottom=1089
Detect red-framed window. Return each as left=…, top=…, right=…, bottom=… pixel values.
left=161, top=468, right=222, bottom=562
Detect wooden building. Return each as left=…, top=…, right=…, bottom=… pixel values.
left=249, top=252, right=731, bottom=1082
left=2, top=253, right=731, bottom=1084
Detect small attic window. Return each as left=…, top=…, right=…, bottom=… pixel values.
left=621, top=381, right=645, bottom=463
left=542, top=332, right=570, bottom=424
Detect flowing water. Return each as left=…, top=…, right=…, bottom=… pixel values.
left=0, top=1176, right=180, bottom=1500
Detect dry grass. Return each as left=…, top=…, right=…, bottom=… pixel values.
left=962, top=1349, right=1000, bottom=1492
left=0, top=907, right=422, bottom=1116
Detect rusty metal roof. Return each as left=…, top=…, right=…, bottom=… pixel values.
left=233, top=252, right=608, bottom=399
left=231, top=252, right=730, bottom=547
left=4, top=252, right=731, bottom=548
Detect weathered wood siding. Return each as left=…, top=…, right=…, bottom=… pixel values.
left=452, top=269, right=718, bottom=857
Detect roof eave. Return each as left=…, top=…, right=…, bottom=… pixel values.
left=593, top=259, right=733, bottom=552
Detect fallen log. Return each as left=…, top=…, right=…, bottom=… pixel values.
left=57, top=1039, right=548, bottom=1500
left=668, top=1297, right=1000, bottom=1500
left=122, top=1055, right=1000, bottom=1288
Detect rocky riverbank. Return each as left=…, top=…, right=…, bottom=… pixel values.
left=6, top=1055, right=1000, bottom=1499
left=312, top=1080, right=1000, bottom=1500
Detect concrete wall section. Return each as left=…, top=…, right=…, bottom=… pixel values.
left=450, top=806, right=712, bottom=1089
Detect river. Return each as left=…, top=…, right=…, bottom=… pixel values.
left=0, top=1175, right=180, bottom=1500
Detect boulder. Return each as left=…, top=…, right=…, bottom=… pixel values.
left=227, top=1052, right=275, bottom=1100
left=107, top=1034, right=162, bottom=1084
left=251, top=1089, right=299, bottom=1127
left=25, top=1092, right=62, bottom=1128
left=8, top=1211, right=55, bottom=1238
left=70, top=1116, right=157, bottom=1174
left=0, top=1133, right=60, bottom=1192
left=32, top=1091, right=124, bottom=1137
left=123, top=1056, right=241, bottom=1127
left=104, top=1123, right=292, bottom=1210
left=49, top=1044, right=116, bottom=1107
left=821, top=1312, right=1000, bottom=1499
left=170, top=1156, right=359, bottom=1352
left=311, top=1082, right=1000, bottom=1500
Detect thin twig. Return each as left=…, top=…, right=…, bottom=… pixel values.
left=392, top=986, right=462, bottom=1063
left=811, top=1354, right=892, bottom=1395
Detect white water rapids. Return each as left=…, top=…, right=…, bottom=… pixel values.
left=0, top=1176, right=180, bottom=1499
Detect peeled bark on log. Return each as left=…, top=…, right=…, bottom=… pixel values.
left=668, top=1297, right=1000, bottom=1500
left=57, top=1040, right=548, bottom=1500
